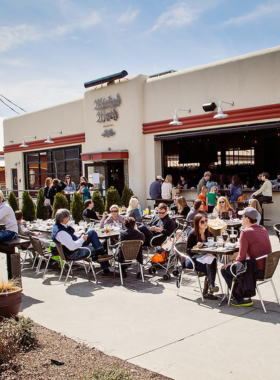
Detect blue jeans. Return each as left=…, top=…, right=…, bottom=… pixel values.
left=69, top=229, right=109, bottom=270
left=185, top=258, right=207, bottom=274
left=0, top=230, right=17, bottom=242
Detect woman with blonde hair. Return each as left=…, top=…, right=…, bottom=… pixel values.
left=249, top=198, right=262, bottom=225
left=177, top=196, right=190, bottom=216
left=161, top=174, right=173, bottom=199
left=126, top=197, right=143, bottom=223
left=214, top=196, right=236, bottom=219
left=198, top=186, right=208, bottom=211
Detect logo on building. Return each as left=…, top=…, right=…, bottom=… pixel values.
left=94, top=94, right=121, bottom=123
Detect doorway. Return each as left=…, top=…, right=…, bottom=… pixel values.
left=12, top=168, right=18, bottom=197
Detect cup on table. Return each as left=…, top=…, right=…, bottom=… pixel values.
left=145, top=208, right=149, bottom=215
left=216, top=235, right=223, bottom=248
left=207, top=237, right=214, bottom=247
left=105, top=224, right=110, bottom=235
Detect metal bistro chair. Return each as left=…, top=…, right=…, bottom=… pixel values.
left=55, top=242, right=97, bottom=285
left=174, top=242, right=206, bottom=302
left=18, top=235, right=36, bottom=270
left=110, top=240, right=144, bottom=286
left=29, top=236, right=53, bottom=280
left=228, top=251, right=280, bottom=313
left=273, top=224, right=280, bottom=242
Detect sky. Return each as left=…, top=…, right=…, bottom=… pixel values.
left=0, top=0, right=280, bottom=124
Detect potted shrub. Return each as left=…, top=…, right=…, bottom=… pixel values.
left=0, top=279, right=22, bottom=318
left=8, top=191, right=19, bottom=212
left=92, top=190, right=105, bottom=216
left=21, top=191, right=36, bottom=222
left=70, top=192, right=84, bottom=224
left=105, top=186, right=121, bottom=211
left=52, top=193, right=69, bottom=218
left=36, top=188, right=49, bottom=220
left=121, top=185, right=134, bottom=208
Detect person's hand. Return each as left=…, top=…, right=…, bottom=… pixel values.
left=102, top=212, right=108, bottom=219
left=195, top=242, right=203, bottom=248
left=272, top=184, right=276, bottom=189
left=250, top=194, right=253, bottom=198
left=82, top=234, right=88, bottom=241
left=222, top=261, right=233, bottom=270
left=150, top=226, right=156, bottom=231
left=157, top=226, right=163, bottom=232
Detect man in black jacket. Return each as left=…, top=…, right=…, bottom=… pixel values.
left=82, top=200, right=99, bottom=221
left=138, top=203, right=176, bottom=246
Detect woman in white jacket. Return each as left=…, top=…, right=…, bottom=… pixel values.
left=161, top=175, right=173, bottom=199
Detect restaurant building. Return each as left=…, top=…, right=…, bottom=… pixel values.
left=3, top=46, right=280, bottom=224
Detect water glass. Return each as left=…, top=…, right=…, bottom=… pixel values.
left=216, top=235, right=223, bottom=248
left=207, top=237, right=214, bottom=247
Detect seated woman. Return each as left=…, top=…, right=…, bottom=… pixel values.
left=184, top=213, right=219, bottom=299
left=248, top=199, right=262, bottom=225
left=176, top=196, right=190, bottom=217
left=251, top=172, right=272, bottom=205
left=130, top=195, right=142, bottom=216
left=126, top=197, right=143, bottom=223
left=178, top=176, right=188, bottom=189
left=116, top=217, right=145, bottom=278
left=186, top=199, right=206, bottom=222
left=213, top=196, right=236, bottom=219
left=229, top=175, right=243, bottom=203
left=101, top=204, right=125, bottom=229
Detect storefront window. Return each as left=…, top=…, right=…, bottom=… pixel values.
left=24, top=145, right=81, bottom=193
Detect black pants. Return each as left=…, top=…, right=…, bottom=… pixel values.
left=221, top=265, right=264, bottom=301
left=252, top=194, right=272, bottom=205
left=138, top=225, right=166, bottom=247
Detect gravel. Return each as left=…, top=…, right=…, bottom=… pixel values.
left=1, top=323, right=173, bottom=380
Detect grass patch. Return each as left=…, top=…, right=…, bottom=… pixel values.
left=87, top=367, right=132, bottom=380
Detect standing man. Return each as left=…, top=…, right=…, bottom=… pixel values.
left=138, top=203, right=176, bottom=246
left=149, top=175, right=164, bottom=199
left=197, top=171, right=211, bottom=195
left=221, top=207, right=272, bottom=306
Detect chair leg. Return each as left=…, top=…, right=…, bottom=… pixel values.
left=256, top=284, right=267, bottom=313
left=21, top=251, right=28, bottom=270
left=59, top=262, right=65, bottom=281
left=89, top=261, right=97, bottom=283
left=42, top=257, right=51, bottom=280
left=228, top=283, right=234, bottom=307
left=64, top=262, right=73, bottom=285
left=119, top=263, right=123, bottom=286
left=36, top=257, right=43, bottom=275
left=177, top=270, right=184, bottom=296
left=271, top=279, right=280, bottom=307
left=140, top=263, right=144, bottom=283
left=197, top=276, right=204, bottom=303
left=217, top=270, right=223, bottom=294
left=32, top=252, right=38, bottom=269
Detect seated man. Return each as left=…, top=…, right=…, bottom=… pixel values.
left=138, top=203, right=176, bottom=246
left=221, top=207, right=272, bottom=307
left=0, top=190, right=18, bottom=241
left=52, top=209, right=114, bottom=277
left=15, top=211, right=38, bottom=236
left=116, top=217, right=145, bottom=278
left=82, top=200, right=99, bottom=221
left=271, top=172, right=280, bottom=190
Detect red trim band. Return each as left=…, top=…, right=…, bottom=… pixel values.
left=81, top=151, right=129, bottom=161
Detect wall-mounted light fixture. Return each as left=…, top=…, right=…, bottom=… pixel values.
left=14, top=161, right=20, bottom=166
left=213, top=101, right=234, bottom=119
left=19, top=136, right=36, bottom=148
left=169, top=108, right=191, bottom=126
left=44, top=131, right=62, bottom=143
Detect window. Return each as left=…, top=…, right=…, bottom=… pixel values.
left=24, top=146, right=82, bottom=192
left=165, top=154, right=200, bottom=168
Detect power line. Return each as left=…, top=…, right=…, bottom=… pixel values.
left=0, top=97, right=20, bottom=115
left=0, top=94, right=27, bottom=113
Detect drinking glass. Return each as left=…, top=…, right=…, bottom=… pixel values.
left=216, top=235, right=223, bottom=248
left=222, top=230, right=228, bottom=242
left=228, top=211, right=233, bottom=220
left=145, top=208, right=149, bottom=215
left=207, top=237, right=214, bottom=247
left=105, top=224, right=110, bottom=234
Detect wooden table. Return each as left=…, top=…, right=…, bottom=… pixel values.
left=0, top=237, right=30, bottom=283
left=96, top=230, right=120, bottom=253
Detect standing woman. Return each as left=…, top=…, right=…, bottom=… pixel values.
left=161, top=175, right=173, bottom=199
left=213, top=196, right=236, bottom=219
left=198, top=186, right=208, bottom=211
left=184, top=213, right=219, bottom=298
left=251, top=172, right=272, bottom=205
left=64, top=174, right=76, bottom=192
left=43, top=177, right=52, bottom=205
left=77, top=176, right=94, bottom=191
left=229, top=175, right=243, bottom=203
left=126, top=197, right=143, bottom=223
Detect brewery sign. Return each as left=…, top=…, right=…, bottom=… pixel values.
left=94, top=93, right=121, bottom=123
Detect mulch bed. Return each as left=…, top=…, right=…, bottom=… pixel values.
left=1, top=323, right=173, bottom=380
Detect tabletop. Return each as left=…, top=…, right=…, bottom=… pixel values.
left=191, top=246, right=239, bottom=255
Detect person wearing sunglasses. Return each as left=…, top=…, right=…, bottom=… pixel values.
left=138, top=203, right=176, bottom=246
left=213, top=196, right=236, bottom=219
left=64, top=174, right=76, bottom=192
left=101, top=204, right=125, bottom=229
left=184, top=213, right=219, bottom=299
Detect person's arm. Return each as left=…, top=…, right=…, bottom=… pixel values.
left=229, top=207, right=236, bottom=219
left=0, top=205, right=9, bottom=221
left=55, top=230, right=84, bottom=250
left=100, top=215, right=110, bottom=228
left=133, top=209, right=143, bottom=222
left=162, top=217, right=176, bottom=236
left=72, top=182, right=76, bottom=191
left=235, top=231, right=249, bottom=262
left=252, top=181, right=268, bottom=196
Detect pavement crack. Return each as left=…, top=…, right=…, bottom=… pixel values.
left=125, top=308, right=256, bottom=361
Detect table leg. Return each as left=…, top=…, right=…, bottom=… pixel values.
left=218, top=254, right=229, bottom=307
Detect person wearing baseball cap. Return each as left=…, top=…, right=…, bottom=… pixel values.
left=149, top=175, right=164, bottom=200
left=221, top=207, right=272, bottom=307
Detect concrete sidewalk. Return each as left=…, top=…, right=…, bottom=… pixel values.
left=0, top=228, right=279, bottom=380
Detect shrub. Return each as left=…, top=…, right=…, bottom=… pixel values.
left=21, top=191, right=36, bottom=222
left=36, top=188, right=48, bottom=220
left=105, top=186, right=121, bottom=211
left=70, top=192, right=84, bottom=224
left=52, top=193, right=69, bottom=219
left=92, top=191, right=105, bottom=215
left=88, top=368, right=132, bottom=380
left=121, top=186, right=133, bottom=208
left=7, top=191, right=19, bottom=212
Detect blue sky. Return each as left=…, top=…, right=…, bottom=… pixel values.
left=0, top=0, right=280, bottom=121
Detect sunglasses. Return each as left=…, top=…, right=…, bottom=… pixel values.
left=219, top=201, right=225, bottom=204
left=200, top=219, right=207, bottom=224
left=111, top=210, right=118, bottom=213
left=158, top=211, right=166, bottom=215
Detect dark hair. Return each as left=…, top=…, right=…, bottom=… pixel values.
left=65, top=174, right=71, bottom=183
left=52, top=179, right=59, bottom=187
left=262, top=172, right=269, bottom=179
left=80, top=181, right=87, bottom=187
left=15, top=210, right=23, bottom=221
left=84, top=199, right=92, bottom=208
left=124, top=217, right=136, bottom=229
left=209, top=173, right=216, bottom=182
left=193, top=213, right=209, bottom=241
left=80, top=176, right=88, bottom=183
left=193, top=199, right=203, bottom=211
left=232, top=175, right=241, bottom=186
left=158, top=203, right=167, bottom=211
left=247, top=217, right=257, bottom=224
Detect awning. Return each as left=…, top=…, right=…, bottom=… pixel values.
left=154, top=121, right=280, bottom=141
